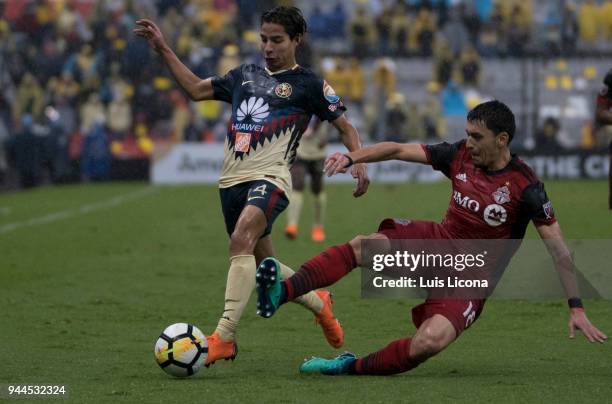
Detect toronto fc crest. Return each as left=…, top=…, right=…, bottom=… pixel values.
left=492, top=185, right=511, bottom=204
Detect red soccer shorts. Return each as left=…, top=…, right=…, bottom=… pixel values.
left=377, top=218, right=451, bottom=240
left=412, top=298, right=485, bottom=336
left=377, top=218, right=485, bottom=335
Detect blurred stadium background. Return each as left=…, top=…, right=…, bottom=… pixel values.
left=2, top=2, right=611, bottom=400
left=0, top=0, right=611, bottom=189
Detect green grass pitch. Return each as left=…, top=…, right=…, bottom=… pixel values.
left=1, top=180, right=610, bottom=403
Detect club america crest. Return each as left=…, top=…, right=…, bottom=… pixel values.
left=492, top=185, right=511, bottom=204
left=275, top=82, right=292, bottom=98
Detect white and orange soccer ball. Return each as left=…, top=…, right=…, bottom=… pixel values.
left=154, top=323, right=208, bottom=377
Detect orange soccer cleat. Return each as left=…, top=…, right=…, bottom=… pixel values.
left=314, top=290, right=344, bottom=349
left=204, top=332, right=238, bottom=367
left=311, top=225, right=326, bottom=242
left=285, top=224, right=298, bottom=240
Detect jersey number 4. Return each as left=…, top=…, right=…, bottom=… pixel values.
left=252, top=184, right=267, bottom=195
left=247, top=184, right=268, bottom=202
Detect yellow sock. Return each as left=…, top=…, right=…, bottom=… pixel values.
left=287, top=191, right=303, bottom=227
left=215, top=255, right=256, bottom=341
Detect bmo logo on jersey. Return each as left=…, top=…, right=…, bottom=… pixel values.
left=453, top=191, right=480, bottom=212
left=483, top=204, right=507, bottom=226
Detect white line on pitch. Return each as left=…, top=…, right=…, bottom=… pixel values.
left=0, top=187, right=158, bottom=235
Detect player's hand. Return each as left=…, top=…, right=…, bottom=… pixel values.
left=324, top=152, right=350, bottom=176
left=568, top=308, right=608, bottom=343
left=350, top=163, right=369, bottom=197
left=134, top=19, right=168, bottom=53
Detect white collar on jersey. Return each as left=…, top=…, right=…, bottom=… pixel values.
left=265, top=64, right=299, bottom=75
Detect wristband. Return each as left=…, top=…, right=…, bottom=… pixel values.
left=568, top=297, right=583, bottom=309
left=344, top=154, right=354, bottom=168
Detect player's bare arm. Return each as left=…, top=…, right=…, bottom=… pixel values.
left=324, top=142, right=428, bottom=176
left=536, top=222, right=608, bottom=343
left=134, top=19, right=214, bottom=101
left=330, top=114, right=370, bottom=197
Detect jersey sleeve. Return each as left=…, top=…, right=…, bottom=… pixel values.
left=307, top=79, right=347, bottom=122
left=521, top=182, right=556, bottom=225
left=211, top=65, right=243, bottom=103
left=422, top=140, right=462, bottom=178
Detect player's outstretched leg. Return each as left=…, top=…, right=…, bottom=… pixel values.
left=255, top=241, right=357, bottom=318
left=256, top=233, right=388, bottom=315
left=298, top=314, right=457, bottom=375
left=284, top=232, right=390, bottom=301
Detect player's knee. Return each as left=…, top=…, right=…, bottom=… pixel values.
left=348, top=235, right=367, bottom=265
left=229, top=231, right=256, bottom=255
left=349, top=233, right=389, bottom=266
left=412, top=327, right=449, bottom=359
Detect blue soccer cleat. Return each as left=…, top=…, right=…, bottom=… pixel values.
left=256, top=257, right=283, bottom=318
left=299, top=352, right=357, bottom=375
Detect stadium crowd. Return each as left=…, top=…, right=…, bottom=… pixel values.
left=311, top=0, right=612, bottom=58
left=0, top=0, right=610, bottom=188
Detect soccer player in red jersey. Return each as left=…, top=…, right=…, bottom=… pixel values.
left=595, top=69, right=612, bottom=209
left=256, top=100, right=607, bottom=375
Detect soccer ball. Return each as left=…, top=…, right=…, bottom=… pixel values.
left=154, top=323, right=208, bottom=377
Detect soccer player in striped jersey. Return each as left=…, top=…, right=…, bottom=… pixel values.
left=135, top=6, right=370, bottom=366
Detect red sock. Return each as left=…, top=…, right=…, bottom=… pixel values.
left=283, top=243, right=357, bottom=301
left=352, top=338, right=419, bottom=375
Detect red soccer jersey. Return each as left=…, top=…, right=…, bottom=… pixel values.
left=423, top=140, right=556, bottom=239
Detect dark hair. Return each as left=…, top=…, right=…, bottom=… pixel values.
left=261, top=6, right=307, bottom=40
left=467, top=100, right=516, bottom=143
